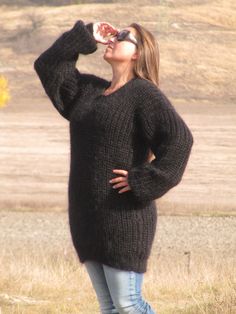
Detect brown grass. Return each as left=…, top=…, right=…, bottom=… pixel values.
left=0, top=245, right=235, bottom=313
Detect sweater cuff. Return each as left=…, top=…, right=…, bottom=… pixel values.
left=128, top=162, right=154, bottom=203
left=67, top=20, right=98, bottom=55
left=53, top=20, right=97, bottom=58
left=85, top=22, right=94, bottom=37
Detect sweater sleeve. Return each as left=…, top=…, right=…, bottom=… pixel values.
left=33, top=20, right=98, bottom=120
left=127, top=86, right=194, bottom=203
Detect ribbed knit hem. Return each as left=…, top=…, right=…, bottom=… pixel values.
left=79, top=254, right=149, bottom=274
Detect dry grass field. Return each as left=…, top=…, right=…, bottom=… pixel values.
left=0, top=212, right=235, bottom=313
left=0, top=248, right=234, bottom=313
left=0, top=0, right=235, bottom=313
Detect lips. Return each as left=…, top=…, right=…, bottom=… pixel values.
left=105, top=45, right=113, bottom=53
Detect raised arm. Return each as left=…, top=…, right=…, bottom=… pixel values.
left=128, top=85, right=194, bottom=203
left=33, top=20, right=98, bottom=120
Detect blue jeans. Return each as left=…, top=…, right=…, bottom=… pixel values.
left=84, top=260, right=156, bottom=314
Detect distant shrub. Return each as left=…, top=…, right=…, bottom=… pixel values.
left=0, top=75, right=10, bottom=108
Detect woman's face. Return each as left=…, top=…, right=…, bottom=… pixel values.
left=103, top=27, right=138, bottom=63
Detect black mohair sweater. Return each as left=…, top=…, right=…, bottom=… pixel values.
left=34, top=20, right=194, bottom=273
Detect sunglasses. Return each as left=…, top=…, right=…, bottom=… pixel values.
left=113, top=30, right=138, bottom=47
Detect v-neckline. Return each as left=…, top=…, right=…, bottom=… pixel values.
left=100, top=77, right=138, bottom=98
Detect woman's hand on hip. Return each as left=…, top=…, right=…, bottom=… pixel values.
left=109, top=169, right=131, bottom=194
left=93, top=22, right=119, bottom=45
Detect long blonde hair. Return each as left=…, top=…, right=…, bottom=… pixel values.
left=129, top=23, right=160, bottom=161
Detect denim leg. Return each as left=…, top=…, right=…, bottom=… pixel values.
left=84, top=260, right=119, bottom=314
left=103, top=264, right=156, bottom=314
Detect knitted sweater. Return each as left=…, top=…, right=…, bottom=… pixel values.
left=34, top=20, right=194, bottom=273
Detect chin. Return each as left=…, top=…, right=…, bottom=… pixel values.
left=103, top=57, right=112, bottom=65
left=103, top=53, right=112, bottom=61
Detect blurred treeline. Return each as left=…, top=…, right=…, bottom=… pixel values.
left=0, top=0, right=124, bottom=5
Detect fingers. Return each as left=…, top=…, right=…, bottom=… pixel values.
left=100, top=21, right=117, bottom=29
left=97, top=39, right=109, bottom=45
left=118, top=186, right=131, bottom=193
left=110, top=176, right=126, bottom=185
left=112, top=181, right=127, bottom=189
left=109, top=169, right=131, bottom=193
left=112, top=169, right=128, bottom=176
left=99, top=22, right=119, bottom=34
left=94, top=22, right=119, bottom=45
left=110, top=178, right=131, bottom=193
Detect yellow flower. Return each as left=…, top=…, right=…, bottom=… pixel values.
left=0, top=75, right=10, bottom=108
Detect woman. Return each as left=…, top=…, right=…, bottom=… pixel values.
left=34, top=19, right=194, bottom=314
